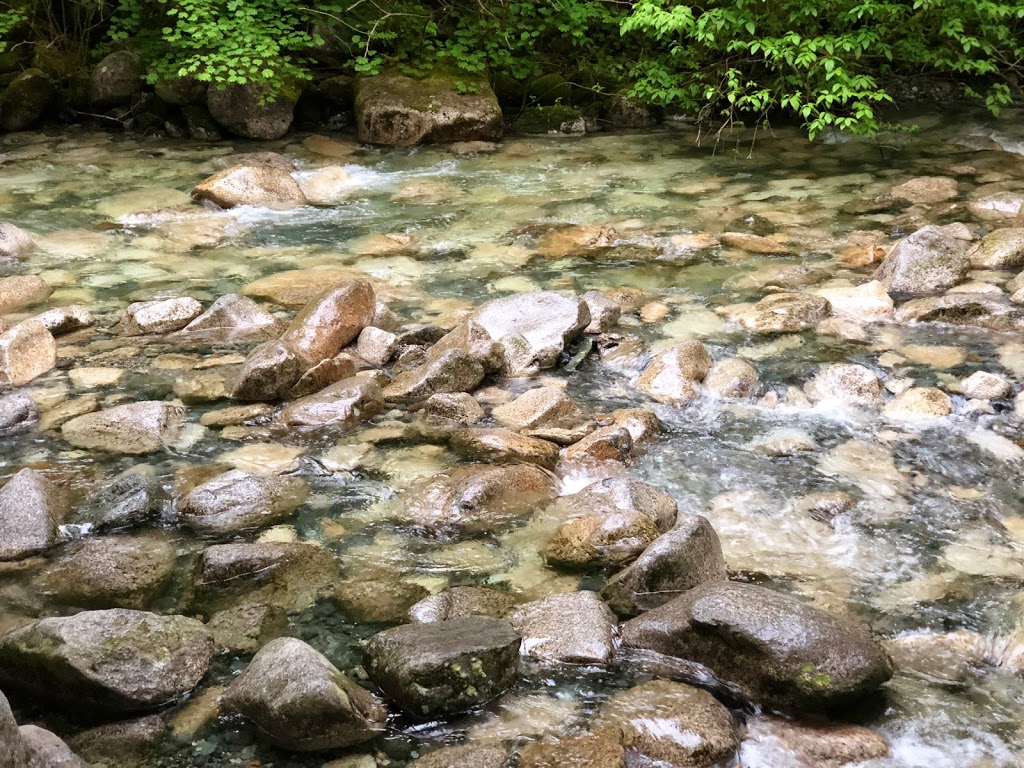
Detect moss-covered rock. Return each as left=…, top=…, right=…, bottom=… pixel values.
left=207, top=83, right=296, bottom=140
left=527, top=73, right=572, bottom=106
left=513, top=105, right=582, bottom=134
left=0, top=68, right=55, bottom=131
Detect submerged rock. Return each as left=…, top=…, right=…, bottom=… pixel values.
left=413, top=743, right=509, bottom=768
left=509, top=591, right=616, bottom=665
left=874, top=226, right=970, bottom=294
left=365, top=616, right=521, bottom=718
left=399, top=463, right=557, bottom=537
left=333, top=579, right=429, bottom=624
left=519, top=727, right=624, bottom=768
left=0, top=610, right=213, bottom=714
left=894, top=293, right=1023, bottom=331
left=207, top=603, right=287, bottom=655
left=0, top=275, right=52, bottom=314
left=0, top=468, right=60, bottom=561
left=0, top=319, right=56, bottom=387
left=621, top=581, right=893, bottom=710
left=889, top=176, right=958, bottom=204
left=192, top=165, right=306, bottom=209
left=602, top=515, right=727, bottom=617
left=61, top=401, right=185, bottom=454
left=74, top=472, right=165, bottom=531
left=597, top=680, right=739, bottom=768
left=178, top=470, right=309, bottom=535
left=408, top=586, right=519, bottom=623
left=355, top=71, right=502, bottom=146
left=223, top=637, right=387, bottom=751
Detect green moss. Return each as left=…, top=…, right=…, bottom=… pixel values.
left=513, top=105, right=581, bottom=134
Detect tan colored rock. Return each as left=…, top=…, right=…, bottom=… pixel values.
left=0, top=319, right=56, bottom=387
left=116, top=297, right=203, bottom=336
left=279, top=377, right=384, bottom=428
left=741, top=716, right=890, bottom=768
left=813, top=280, right=893, bottom=322
left=191, top=165, right=306, bottom=209
left=61, top=401, right=185, bottom=454
left=280, top=280, right=375, bottom=367
left=562, top=425, right=632, bottom=464
left=728, top=293, right=831, bottom=333
left=536, top=225, right=616, bottom=259
left=804, top=364, right=882, bottom=406
left=451, top=427, right=560, bottom=470
left=635, top=341, right=711, bottom=404
left=890, top=176, right=959, bottom=204
left=721, top=232, right=791, bottom=255
left=0, top=275, right=51, bottom=314
left=492, top=386, right=584, bottom=431
left=703, top=358, right=758, bottom=398
left=883, top=387, right=952, bottom=420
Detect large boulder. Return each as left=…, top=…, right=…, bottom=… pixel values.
left=0, top=69, right=55, bottom=131
left=0, top=610, right=214, bottom=714
left=116, top=297, right=203, bottom=336
left=223, top=637, right=387, bottom=751
left=37, top=535, right=176, bottom=610
left=61, top=401, right=186, bottom=454
left=635, top=341, right=711, bottom=404
left=509, top=591, right=616, bottom=665
left=873, top=226, right=970, bottom=294
left=0, top=275, right=51, bottom=313
left=364, top=616, right=521, bottom=718
left=90, top=51, right=143, bottom=106
left=550, top=477, right=677, bottom=532
left=472, top=291, right=590, bottom=374
left=207, top=83, right=296, bottom=140
left=278, top=376, right=384, bottom=427
left=174, top=294, right=284, bottom=344
left=0, top=319, right=56, bottom=387
left=178, top=469, right=309, bottom=535
left=0, top=468, right=60, bottom=561
left=355, top=71, right=502, bottom=147
left=602, top=516, right=727, bottom=617
left=280, top=280, right=375, bottom=367
left=596, top=680, right=739, bottom=768
left=398, top=463, right=558, bottom=537
left=192, top=165, right=306, bottom=209
left=189, top=542, right=339, bottom=613
left=620, top=581, right=893, bottom=710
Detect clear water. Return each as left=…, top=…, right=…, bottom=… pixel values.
left=2, top=107, right=1024, bottom=766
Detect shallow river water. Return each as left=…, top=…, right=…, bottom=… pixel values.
left=3, top=107, right=1024, bottom=767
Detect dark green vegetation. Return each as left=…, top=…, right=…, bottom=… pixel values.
left=1, top=0, right=1022, bottom=138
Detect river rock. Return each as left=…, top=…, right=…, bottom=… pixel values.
left=179, top=469, right=308, bottom=535
left=582, top=290, right=621, bottom=333
left=557, top=477, right=677, bottom=532
left=0, top=392, right=38, bottom=436
left=635, top=341, right=711, bottom=404
left=728, top=293, right=831, bottom=333
left=968, top=192, right=1024, bottom=221
left=207, top=83, right=295, bottom=140
left=38, top=535, right=176, bottom=610
left=428, top=320, right=505, bottom=372
left=67, top=715, right=166, bottom=767
left=451, top=427, right=560, bottom=469
left=813, top=281, right=894, bottom=322
left=412, top=743, right=510, bottom=768
left=561, top=425, right=632, bottom=464
left=90, top=51, right=143, bottom=106
left=355, top=71, right=502, bottom=146
left=0, top=223, right=34, bottom=260
left=602, top=515, right=727, bottom=617
left=890, top=176, right=959, bottom=204
left=0, top=69, right=55, bottom=131
left=286, top=354, right=357, bottom=398
left=0, top=610, right=213, bottom=713
left=116, top=297, right=203, bottom=336
left=0, top=275, right=51, bottom=313
left=223, top=637, right=387, bottom=751
left=192, top=165, right=306, bottom=209
left=740, top=716, right=890, bottom=768
left=472, top=292, right=589, bottom=374
left=74, top=472, right=164, bottom=531
left=969, top=228, right=1024, bottom=269
left=492, top=386, right=584, bottom=430
left=34, top=305, right=93, bottom=335
left=231, top=340, right=303, bottom=401
left=1, top=690, right=25, bottom=767
left=424, top=392, right=485, bottom=426
left=883, top=387, right=953, bottom=420
left=364, top=616, right=521, bottom=718
left=279, top=376, right=383, bottom=427
left=19, top=724, right=88, bottom=768
left=894, top=293, right=1023, bottom=331
left=174, top=294, right=283, bottom=343
left=384, top=349, right=485, bottom=402
left=804, top=363, right=883, bottom=406
left=61, top=401, right=185, bottom=454
left=509, top=591, right=616, bottom=665
left=873, top=226, right=970, bottom=294
left=543, top=508, right=662, bottom=569
left=535, top=224, right=616, bottom=259
left=357, top=326, right=398, bottom=365
left=703, top=357, right=759, bottom=398
left=962, top=370, right=1011, bottom=399
left=332, top=579, right=429, bottom=624
left=620, top=581, right=893, bottom=710
left=295, top=165, right=353, bottom=205
left=207, top=603, right=287, bottom=654
left=0, top=319, right=56, bottom=387
left=721, top=232, right=791, bottom=255
left=399, top=463, right=557, bottom=537
left=189, top=542, right=339, bottom=613
left=0, top=468, right=59, bottom=561
left=597, top=680, right=739, bottom=768
left=280, top=280, right=375, bottom=367
left=408, top=586, right=519, bottom=623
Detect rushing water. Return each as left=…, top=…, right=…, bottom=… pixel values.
left=2, top=106, right=1024, bottom=767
